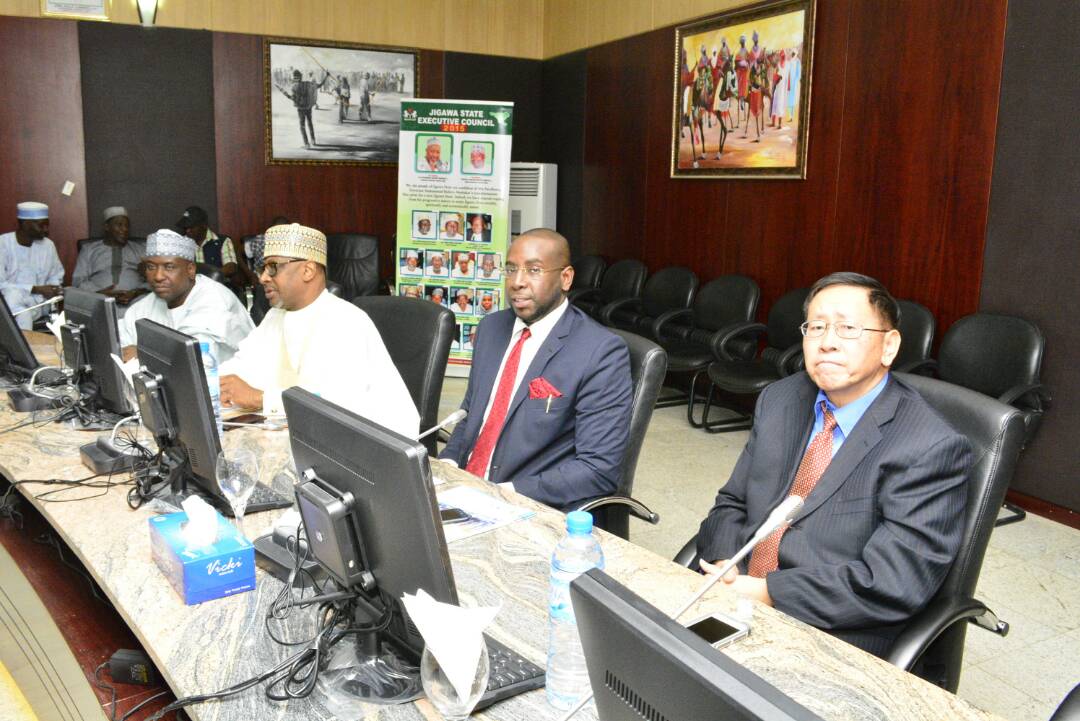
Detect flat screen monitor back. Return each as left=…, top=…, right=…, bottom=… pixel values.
left=0, top=292, right=39, bottom=376
left=134, top=319, right=223, bottom=499
left=62, top=288, right=131, bottom=414
left=283, top=386, right=456, bottom=656
left=570, top=569, right=824, bottom=721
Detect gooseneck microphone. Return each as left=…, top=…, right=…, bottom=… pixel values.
left=13, top=295, right=63, bottom=316
left=416, top=409, right=467, bottom=441
left=556, top=495, right=805, bottom=721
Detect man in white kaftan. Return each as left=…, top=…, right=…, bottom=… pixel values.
left=0, top=202, right=65, bottom=330
left=218, top=223, right=419, bottom=438
left=118, top=229, right=252, bottom=364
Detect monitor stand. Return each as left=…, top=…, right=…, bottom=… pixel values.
left=79, top=436, right=144, bottom=475
left=7, top=386, right=66, bottom=412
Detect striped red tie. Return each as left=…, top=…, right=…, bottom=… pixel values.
left=748, top=402, right=837, bottom=577
left=465, top=328, right=531, bottom=478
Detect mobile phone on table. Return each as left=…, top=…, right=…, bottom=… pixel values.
left=439, top=506, right=471, bottom=524
left=685, top=612, right=750, bottom=649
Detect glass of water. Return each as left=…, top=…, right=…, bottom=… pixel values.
left=216, top=448, right=259, bottom=538
left=420, top=638, right=490, bottom=720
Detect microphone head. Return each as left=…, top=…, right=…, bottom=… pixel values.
left=446, top=408, right=467, bottom=425
left=753, top=495, right=805, bottom=540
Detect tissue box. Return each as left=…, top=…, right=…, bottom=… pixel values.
left=149, top=511, right=255, bottom=605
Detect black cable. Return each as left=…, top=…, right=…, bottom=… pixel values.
left=94, top=661, right=118, bottom=721
left=117, top=690, right=171, bottom=721
left=32, top=531, right=110, bottom=604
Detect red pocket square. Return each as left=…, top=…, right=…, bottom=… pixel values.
left=529, top=377, right=563, bottom=399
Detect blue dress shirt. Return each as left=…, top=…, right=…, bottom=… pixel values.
left=810, top=373, right=890, bottom=455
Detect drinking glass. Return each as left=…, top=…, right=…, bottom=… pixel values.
left=216, top=448, right=259, bottom=538
left=420, top=638, right=490, bottom=721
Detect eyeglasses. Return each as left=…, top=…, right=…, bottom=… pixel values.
left=257, top=258, right=304, bottom=277
left=503, top=264, right=568, bottom=278
left=799, top=321, right=889, bottom=340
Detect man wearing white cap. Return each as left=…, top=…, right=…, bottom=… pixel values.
left=118, top=229, right=253, bottom=363
left=417, top=136, right=449, bottom=172
left=0, top=202, right=65, bottom=330
left=72, top=207, right=148, bottom=311
left=400, top=248, right=423, bottom=277
left=218, top=223, right=418, bottom=436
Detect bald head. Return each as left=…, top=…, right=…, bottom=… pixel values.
left=517, top=228, right=571, bottom=267
left=506, top=228, right=574, bottom=324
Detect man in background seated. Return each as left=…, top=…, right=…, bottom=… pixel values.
left=695, top=272, right=971, bottom=658
left=218, top=223, right=418, bottom=437
left=119, top=229, right=253, bottom=363
left=176, top=205, right=241, bottom=289
left=72, top=206, right=148, bottom=311
left=0, top=202, right=65, bottom=330
left=441, top=228, right=633, bottom=510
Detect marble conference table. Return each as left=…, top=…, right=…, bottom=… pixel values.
left=0, top=333, right=999, bottom=721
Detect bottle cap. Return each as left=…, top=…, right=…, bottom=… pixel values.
left=199, top=341, right=210, bottom=353
left=566, top=511, right=593, bottom=535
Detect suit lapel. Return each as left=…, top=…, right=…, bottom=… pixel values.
left=502, top=306, right=575, bottom=424
left=796, top=377, right=900, bottom=521
left=775, top=377, right=818, bottom=507
left=469, top=313, right=515, bottom=437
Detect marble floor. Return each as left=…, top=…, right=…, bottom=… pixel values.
left=438, top=377, right=1080, bottom=721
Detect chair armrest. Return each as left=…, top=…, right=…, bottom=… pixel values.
left=576, top=495, right=660, bottom=525
left=999, top=382, right=1051, bottom=410
left=709, top=322, right=767, bottom=361
left=673, top=535, right=699, bottom=568
left=598, top=296, right=642, bottom=326
left=774, top=343, right=804, bottom=377
left=651, top=307, right=693, bottom=340
left=568, top=287, right=600, bottom=303
left=884, top=596, right=1008, bottom=672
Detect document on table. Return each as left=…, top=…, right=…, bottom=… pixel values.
left=437, top=485, right=534, bottom=543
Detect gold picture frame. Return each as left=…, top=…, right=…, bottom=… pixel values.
left=264, top=37, right=419, bottom=167
left=41, top=0, right=110, bottom=21
left=671, top=0, right=816, bottom=179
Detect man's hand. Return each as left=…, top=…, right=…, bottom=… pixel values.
left=32, top=284, right=62, bottom=299
left=220, top=374, right=263, bottom=410
left=121, top=345, right=138, bottom=363
left=699, top=559, right=773, bottom=606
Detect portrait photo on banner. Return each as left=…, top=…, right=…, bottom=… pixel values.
left=265, top=38, right=417, bottom=165
left=671, top=0, right=815, bottom=179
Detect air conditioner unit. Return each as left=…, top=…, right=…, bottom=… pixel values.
left=509, top=162, right=557, bottom=236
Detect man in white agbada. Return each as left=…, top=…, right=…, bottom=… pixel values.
left=72, top=206, right=148, bottom=312
left=218, top=223, right=419, bottom=437
left=118, top=229, right=253, bottom=363
left=0, top=202, right=65, bottom=330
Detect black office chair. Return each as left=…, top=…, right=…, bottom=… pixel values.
left=327, top=233, right=381, bottom=300
left=1051, top=683, right=1080, bottom=721
left=651, top=275, right=760, bottom=420
left=912, top=313, right=1050, bottom=526
left=697, top=287, right=809, bottom=433
left=572, top=259, right=647, bottom=320
left=568, top=255, right=606, bottom=299
left=893, top=299, right=935, bottom=372
left=575, top=329, right=666, bottom=540
left=325, top=281, right=344, bottom=298
left=598, top=265, right=699, bottom=338
left=195, top=262, right=224, bottom=284
left=352, top=296, right=455, bottom=456
left=673, top=373, right=1024, bottom=694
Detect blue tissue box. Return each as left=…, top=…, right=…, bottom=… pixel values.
left=149, top=510, right=255, bottom=605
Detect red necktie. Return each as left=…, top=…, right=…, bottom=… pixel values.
left=748, top=402, right=838, bottom=578
left=465, top=328, right=532, bottom=478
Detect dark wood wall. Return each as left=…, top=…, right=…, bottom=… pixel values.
left=0, top=16, right=88, bottom=275
left=212, top=34, right=444, bottom=280
left=578, top=0, right=1007, bottom=334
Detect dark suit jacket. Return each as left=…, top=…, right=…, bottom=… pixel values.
left=441, top=303, right=633, bottom=510
left=466, top=230, right=491, bottom=243
left=696, top=373, right=971, bottom=657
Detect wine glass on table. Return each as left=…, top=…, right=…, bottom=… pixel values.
left=216, top=448, right=259, bottom=539
left=420, top=637, right=490, bottom=721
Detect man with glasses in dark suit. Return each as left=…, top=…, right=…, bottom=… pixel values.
left=695, top=272, right=972, bottom=658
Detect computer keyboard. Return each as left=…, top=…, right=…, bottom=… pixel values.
left=216, top=482, right=292, bottom=515
left=474, top=635, right=546, bottom=711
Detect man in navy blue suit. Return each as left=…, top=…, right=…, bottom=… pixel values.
left=441, top=228, right=633, bottom=510
left=695, top=273, right=972, bottom=657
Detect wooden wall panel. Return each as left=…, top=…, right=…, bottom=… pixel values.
left=579, top=0, right=1006, bottom=333
left=212, top=33, right=444, bottom=281
left=0, top=16, right=87, bottom=277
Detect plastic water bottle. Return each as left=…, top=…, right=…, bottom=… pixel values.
left=199, top=342, right=224, bottom=438
left=546, top=510, right=604, bottom=710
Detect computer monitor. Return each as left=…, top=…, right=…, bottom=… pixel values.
left=282, top=386, right=456, bottom=659
left=0, top=292, right=39, bottom=378
left=133, top=318, right=224, bottom=507
left=570, top=569, right=824, bottom=721
left=61, top=288, right=131, bottom=414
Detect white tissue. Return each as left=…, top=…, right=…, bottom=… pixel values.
left=181, top=496, right=219, bottom=547
left=401, top=589, right=499, bottom=702
left=46, top=312, right=65, bottom=345
left=111, top=353, right=141, bottom=389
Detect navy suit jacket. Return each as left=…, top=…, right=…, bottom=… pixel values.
left=697, top=372, right=971, bottom=658
left=441, top=304, right=633, bottom=510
